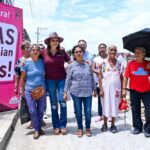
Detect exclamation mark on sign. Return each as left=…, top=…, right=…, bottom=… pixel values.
left=8, top=61, right=12, bottom=77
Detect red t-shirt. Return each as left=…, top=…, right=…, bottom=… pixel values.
left=124, top=60, right=150, bottom=92
left=42, top=49, right=70, bottom=80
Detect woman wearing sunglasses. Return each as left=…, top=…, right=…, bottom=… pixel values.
left=64, top=45, right=96, bottom=137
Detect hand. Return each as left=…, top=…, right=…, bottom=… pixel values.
left=14, top=88, right=18, bottom=95
left=93, top=90, right=97, bottom=97
left=100, top=89, right=104, bottom=97
left=122, top=89, right=127, bottom=98
left=63, top=91, right=68, bottom=101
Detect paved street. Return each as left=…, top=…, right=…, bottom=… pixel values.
left=6, top=97, right=150, bottom=150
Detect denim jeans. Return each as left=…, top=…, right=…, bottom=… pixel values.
left=25, top=90, right=46, bottom=131
left=96, top=87, right=102, bottom=116
left=46, top=79, right=67, bottom=129
left=71, top=93, right=92, bottom=130
left=130, top=90, right=150, bottom=133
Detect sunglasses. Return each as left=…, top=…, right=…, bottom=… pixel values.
left=74, top=50, right=83, bottom=54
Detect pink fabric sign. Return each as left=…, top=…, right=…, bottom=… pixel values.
left=0, top=3, right=23, bottom=112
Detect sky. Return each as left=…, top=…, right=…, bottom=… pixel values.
left=14, top=0, right=150, bottom=54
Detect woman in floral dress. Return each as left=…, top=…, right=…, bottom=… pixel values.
left=99, top=45, right=123, bottom=133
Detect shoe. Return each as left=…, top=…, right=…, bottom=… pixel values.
left=133, top=128, right=142, bottom=135
left=144, top=132, right=150, bottom=138
left=39, top=128, right=45, bottom=135
left=101, top=124, right=108, bottom=132
left=110, top=125, right=117, bottom=133
left=26, top=123, right=33, bottom=129
left=75, top=129, right=83, bottom=138
left=86, top=128, right=92, bottom=137
left=33, top=131, right=40, bottom=139
left=61, top=128, right=67, bottom=135
left=53, top=128, right=60, bottom=135
left=95, top=116, right=103, bottom=122
left=42, top=120, right=46, bottom=126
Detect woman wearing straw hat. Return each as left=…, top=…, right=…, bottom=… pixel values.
left=42, top=32, right=71, bottom=135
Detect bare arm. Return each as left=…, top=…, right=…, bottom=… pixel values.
left=122, top=77, right=128, bottom=98
left=92, top=62, right=99, bottom=74
left=14, top=75, right=21, bottom=95
left=98, top=64, right=104, bottom=97
left=21, top=71, right=26, bottom=97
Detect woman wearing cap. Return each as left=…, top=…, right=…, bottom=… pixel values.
left=122, top=47, right=150, bottom=138
left=99, top=45, right=123, bottom=133
left=42, top=32, right=71, bottom=135
left=21, top=44, right=46, bottom=139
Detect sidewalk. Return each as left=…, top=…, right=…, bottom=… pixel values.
left=0, top=109, right=19, bottom=150
left=4, top=97, right=150, bottom=150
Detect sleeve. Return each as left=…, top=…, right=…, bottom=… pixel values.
left=124, top=61, right=131, bottom=78
left=64, top=64, right=73, bottom=91
left=64, top=50, right=71, bottom=62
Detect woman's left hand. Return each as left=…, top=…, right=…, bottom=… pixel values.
left=93, top=90, right=97, bottom=97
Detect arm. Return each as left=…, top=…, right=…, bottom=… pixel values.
left=21, top=71, right=26, bottom=98
left=92, top=62, right=99, bottom=75
left=14, top=75, right=21, bottom=95
left=122, top=77, right=128, bottom=98
left=99, top=64, right=104, bottom=97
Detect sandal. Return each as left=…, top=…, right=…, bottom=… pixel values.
left=86, top=128, right=92, bottom=137
left=101, top=124, right=108, bottom=132
left=75, top=129, right=83, bottom=138
left=110, top=125, right=117, bottom=133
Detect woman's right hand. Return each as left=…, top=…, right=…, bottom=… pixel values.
left=122, top=89, right=127, bottom=98
left=100, top=89, right=104, bottom=97
left=63, top=91, right=68, bottom=101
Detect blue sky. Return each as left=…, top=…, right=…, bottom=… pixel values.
left=15, top=0, right=150, bottom=54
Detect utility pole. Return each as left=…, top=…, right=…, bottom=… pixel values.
left=36, top=27, right=47, bottom=44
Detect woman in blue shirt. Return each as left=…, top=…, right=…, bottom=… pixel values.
left=21, top=44, right=46, bottom=139
left=64, top=45, right=96, bottom=137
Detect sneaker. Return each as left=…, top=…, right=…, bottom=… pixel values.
left=101, top=124, right=108, bottom=132
left=110, top=125, right=117, bottom=133
left=95, top=116, right=103, bottom=122
left=60, top=128, right=67, bottom=135
left=53, top=128, right=60, bottom=135
left=133, top=128, right=142, bottom=135
left=86, top=128, right=92, bottom=137
left=144, top=132, right=150, bottom=138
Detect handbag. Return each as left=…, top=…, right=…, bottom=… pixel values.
left=31, top=86, right=45, bottom=100
left=20, top=96, right=30, bottom=124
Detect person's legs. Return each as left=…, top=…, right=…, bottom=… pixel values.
left=25, top=90, right=40, bottom=132
left=130, top=90, right=143, bottom=132
left=57, top=80, right=67, bottom=129
left=46, top=80, right=59, bottom=129
left=83, top=96, right=92, bottom=129
left=142, top=91, right=150, bottom=136
left=71, top=94, right=83, bottom=130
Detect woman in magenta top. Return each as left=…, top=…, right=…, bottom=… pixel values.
left=42, top=32, right=71, bottom=135
left=122, top=47, right=150, bottom=137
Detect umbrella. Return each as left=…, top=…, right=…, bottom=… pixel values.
left=119, top=99, right=128, bottom=127
left=122, top=28, right=150, bottom=57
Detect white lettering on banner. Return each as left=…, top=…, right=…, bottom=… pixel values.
left=0, top=11, right=10, bottom=18
left=0, top=22, right=18, bottom=82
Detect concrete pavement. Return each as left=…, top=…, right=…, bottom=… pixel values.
left=2, top=97, right=150, bottom=150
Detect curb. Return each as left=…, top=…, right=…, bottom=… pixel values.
left=0, top=110, right=19, bottom=150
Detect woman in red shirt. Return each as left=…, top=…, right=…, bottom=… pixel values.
left=122, top=47, right=150, bottom=138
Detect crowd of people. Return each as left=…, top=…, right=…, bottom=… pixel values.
left=14, top=32, right=150, bottom=139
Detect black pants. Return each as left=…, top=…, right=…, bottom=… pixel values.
left=130, top=89, right=150, bottom=133
left=96, top=87, right=102, bottom=116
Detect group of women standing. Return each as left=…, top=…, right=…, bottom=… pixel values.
left=15, top=32, right=150, bottom=139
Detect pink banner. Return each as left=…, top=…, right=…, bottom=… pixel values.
left=0, top=3, right=23, bottom=112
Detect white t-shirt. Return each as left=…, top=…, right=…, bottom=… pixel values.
left=93, top=56, right=107, bottom=84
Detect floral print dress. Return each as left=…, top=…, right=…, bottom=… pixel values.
left=101, top=59, right=123, bottom=117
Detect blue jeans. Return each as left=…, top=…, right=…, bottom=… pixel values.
left=130, top=90, right=150, bottom=133
left=25, top=90, right=46, bottom=131
left=46, top=79, right=67, bottom=129
left=71, top=93, right=92, bottom=130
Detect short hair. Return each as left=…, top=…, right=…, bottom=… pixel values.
left=21, top=40, right=30, bottom=50
left=78, top=39, right=87, bottom=45
left=72, top=45, right=84, bottom=54
left=135, top=47, right=146, bottom=53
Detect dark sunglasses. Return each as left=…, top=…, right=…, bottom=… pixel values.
left=74, top=50, right=83, bottom=54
